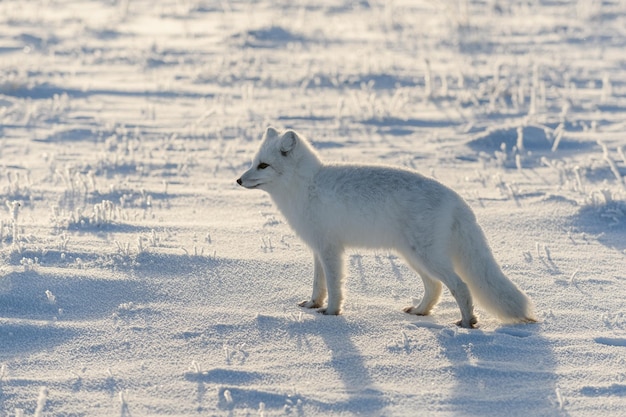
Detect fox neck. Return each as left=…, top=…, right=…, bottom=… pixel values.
left=268, top=159, right=321, bottom=228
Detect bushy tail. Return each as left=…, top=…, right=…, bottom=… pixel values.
left=451, top=205, right=536, bottom=324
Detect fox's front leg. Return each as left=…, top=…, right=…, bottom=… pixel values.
left=316, top=247, right=344, bottom=315
left=298, top=254, right=327, bottom=309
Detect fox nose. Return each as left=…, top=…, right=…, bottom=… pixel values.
left=236, top=178, right=242, bottom=186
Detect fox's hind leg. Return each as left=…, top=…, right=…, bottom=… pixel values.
left=299, top=254, right=327, bottom=309
left=402, top=249, right=477, bottom=328
left=403, top=267, right=442, bottom=316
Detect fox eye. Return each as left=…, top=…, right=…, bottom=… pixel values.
left=257, top=162, right=270, bottom=170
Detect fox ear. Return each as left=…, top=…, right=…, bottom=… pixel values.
left=264, top=126, right=280, bottom=139
left=279, top=130, right=298, bottom=156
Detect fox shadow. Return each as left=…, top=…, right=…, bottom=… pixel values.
left=315, top=317, right=387, bottom=414
left=431, top=323, right=566, bottom=417
left=256, top=314, right=387, bottom=414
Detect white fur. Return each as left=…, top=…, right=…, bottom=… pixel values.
left=237, top=127, right=536, bottom=328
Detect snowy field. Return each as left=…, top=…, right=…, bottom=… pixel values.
left=1, top=0, right=626, bottom=415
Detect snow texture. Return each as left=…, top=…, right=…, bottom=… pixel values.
left=0, top=0, right=625, bottom=415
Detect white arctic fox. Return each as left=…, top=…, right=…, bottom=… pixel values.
left=237, top=127, right=536, bottom=328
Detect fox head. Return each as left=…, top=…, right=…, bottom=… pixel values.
left=237, top=127, right=321, bottom=192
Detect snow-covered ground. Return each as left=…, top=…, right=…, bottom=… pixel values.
left=1, top=0, right=625, bottom=415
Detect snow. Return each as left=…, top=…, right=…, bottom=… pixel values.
left=0, top=0, right=625, bottom=415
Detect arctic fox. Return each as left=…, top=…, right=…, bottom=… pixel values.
left=237, top=127, right=536, bottom=328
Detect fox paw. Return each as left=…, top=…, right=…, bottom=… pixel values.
left=317, top=308, right=340, bottom=315
left=455, top=316, right=478, bottom=329
left=298, top=300, right=321, bottom=309
left=403, top=306, right=430, bottom=316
